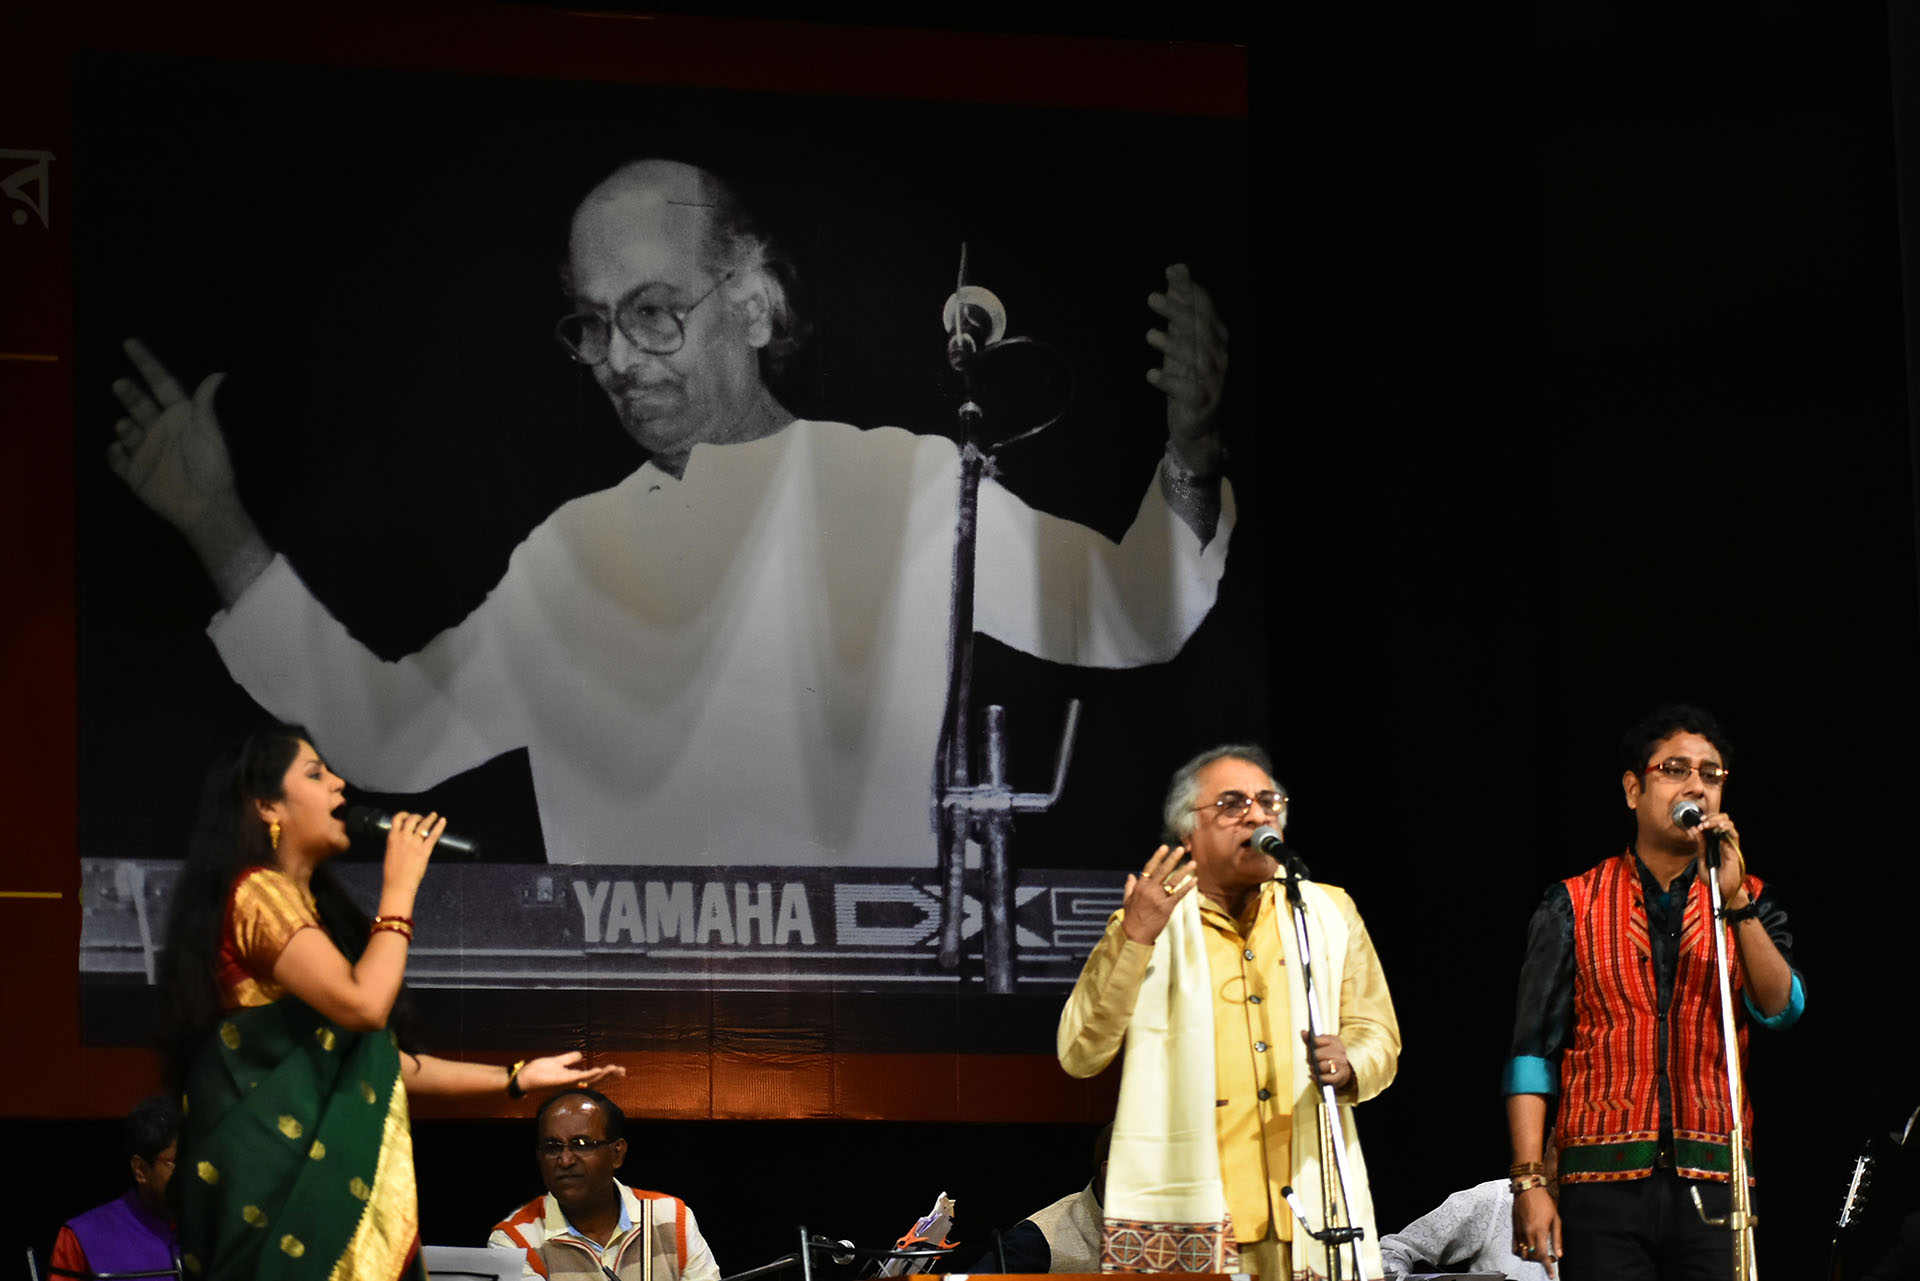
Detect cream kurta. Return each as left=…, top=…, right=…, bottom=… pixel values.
left=1059, top=879, right=1398, bottom=1259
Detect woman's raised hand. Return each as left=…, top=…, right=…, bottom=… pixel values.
left=380, top=810, right=444, bottom=908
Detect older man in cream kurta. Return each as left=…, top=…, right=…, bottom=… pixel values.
left=1059, top=747, right=1399, bottom=1279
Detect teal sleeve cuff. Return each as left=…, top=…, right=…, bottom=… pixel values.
left=1502, top=1055, right=1557, bottom=1096
left=1744, top=971, right=1805, bottom=1029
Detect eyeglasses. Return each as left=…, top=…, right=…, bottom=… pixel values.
left=1193, top=789, right=1288, bottom=823
left=537, top=1136, right=619, bottom=1157
left=555, top=271, right=736, bottom=365
left=1645, top=758, right=1730, bottom=787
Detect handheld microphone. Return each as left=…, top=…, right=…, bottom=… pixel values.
left=345, top=804, right=482, bottom=859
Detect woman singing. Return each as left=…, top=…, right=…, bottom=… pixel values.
left=158, top=725, right=623, bottom=1281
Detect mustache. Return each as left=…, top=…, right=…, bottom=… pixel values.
left=605, top=368, right=681, bottom=396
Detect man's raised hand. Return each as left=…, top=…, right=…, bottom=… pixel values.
left=1121, top=843, right=1199, bottom=945
left=107, top=338, right=272, bottom=603
left=1147, top=263, right=1229, bottom=474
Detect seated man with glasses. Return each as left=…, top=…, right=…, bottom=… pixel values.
left=1504, top=703, right=1805, bottom=1280
left=1058, top=744, right=1401, bottom=1279
left=49, top=1095, right=181, bottom=1279
left=105, top=157, right=1234, bottom=871
left=490, top=1089, right=718, bottom=1281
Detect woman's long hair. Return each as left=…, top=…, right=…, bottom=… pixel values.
left=157, top=725, right=405, bottom=1091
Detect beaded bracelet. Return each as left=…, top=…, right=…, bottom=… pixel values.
left=506, top=1059, right=528, bottom=1099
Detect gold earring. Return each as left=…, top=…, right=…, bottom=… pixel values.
left=269, top=820, right=281, bottom=852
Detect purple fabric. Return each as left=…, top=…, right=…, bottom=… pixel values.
left=65, top=1188, right=177, bottom=1276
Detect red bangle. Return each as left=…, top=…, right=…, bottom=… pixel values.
left=372, top=914, right=414, bottom=927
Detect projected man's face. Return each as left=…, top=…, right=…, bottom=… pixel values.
left=565, top=167, right=770, bottom=472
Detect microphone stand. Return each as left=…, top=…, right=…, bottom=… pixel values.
left=1277, top=847, right=1365, bottom=1281
left=1688, top=826, right=1760, bottom=1280
left=931, top=244, right=1078, bottom=991
left=719, top=1256, right=801, bottom=1281
left=721, top=1232, right=950, bottom=1281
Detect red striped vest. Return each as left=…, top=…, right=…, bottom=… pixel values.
left=1557, top=851, right=1757, bottom=1183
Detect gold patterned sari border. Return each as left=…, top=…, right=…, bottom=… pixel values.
left=328, top=1073, right=418, bottom=1281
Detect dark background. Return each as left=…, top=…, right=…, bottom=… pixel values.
left=7, top=1, right=1920, bottom=1278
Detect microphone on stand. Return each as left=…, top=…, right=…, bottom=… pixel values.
left=811, top=1238, right=857, bottom=1266
left=345, top=804, right=482, bottom=859
left=1669, top=797, right=1724, bottom=871
left=1253, top=824, right=1308, bottom=879
left=943, top=284, right=1008, bottom=371
left=1279, top=1185, right=1314, bottom=1231
left=1279, top=1185, right=1365, bottom=1248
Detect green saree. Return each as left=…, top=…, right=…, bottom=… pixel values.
left=174, top=998, right=425, bottom=1281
